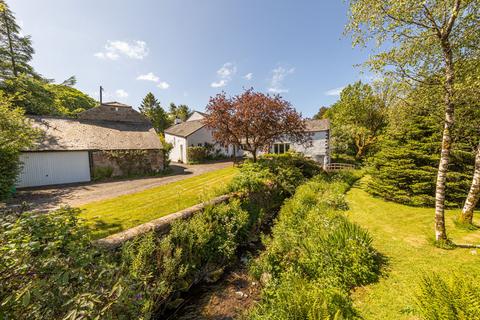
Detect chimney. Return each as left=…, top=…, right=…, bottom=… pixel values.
left=174, top=118, right=182, bottom=125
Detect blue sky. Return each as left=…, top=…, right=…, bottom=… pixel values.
left=9, top=0, right=373, bottom=117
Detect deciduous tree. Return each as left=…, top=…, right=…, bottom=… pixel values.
left=169, top=103, right=192, bottom=122
left=204, top=89, right=310, bottom=162
left=460, top=143, right=480, bottom=224
left=313, top=106, right=329, bottom=120
left=326, top=81, right=386, bottom=162
left=346, top=0, right=479, bottom=242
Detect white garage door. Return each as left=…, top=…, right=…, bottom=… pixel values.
left=17, top=151, right=91, bottom=188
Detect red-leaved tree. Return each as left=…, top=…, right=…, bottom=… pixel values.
left=204, top=89, right=311, bottom=162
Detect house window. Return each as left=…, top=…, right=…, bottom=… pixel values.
left=273, top=143, right=290, bottom=154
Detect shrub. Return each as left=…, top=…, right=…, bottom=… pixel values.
left=92, top=166, right=113, bottom=181
left=0, top=149, right=20, bottom=200
left=229, top=153, right=322, bottom=196
left=416, top=273, right=480, bottom=320
left=187, top=146, right=209, bottom=164
left=0, top=208, right=135, bottom=319
left=260, top=152, right=322, bottom=179
left=160, top=134, right=173, bottom=168
left=0, top=95, right=38, bottom=200
left=249, top=171, right=379, bottom=318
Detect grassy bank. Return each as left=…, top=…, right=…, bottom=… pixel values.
left=348, top=184, right=480, bottom=319
left=80, top=166, right=238, bottom=238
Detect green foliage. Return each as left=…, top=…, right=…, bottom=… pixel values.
left=326, top=81, right=386, bottom=162
left=0, top=1, right=38, bottom=79
left=1, top=74, right=55, bottom=114
left=169, top=103, right=192, bottom=122
left=46, top=83, right=96, bottom=116
left=104, top=150, right=153, bottom=176
left=159, top=134, right=173, bottom=168
left=416, top=273, right=480, bottom=320
left=0, top=74, right=96, bottom=116
left=368, top=78, right=479, bottom=207
left=121, top=199, right=250, bottom=314
left=250, top=274, right=353, bottom=320
left=249, top=171, right=379, bottom=319
left=228, top=153, right=321, bottom=196
left=93, top=166, right=113, bottom=181
left=0, top=94, right=38, bottom=200
left=140, top=92, right=172, bottom=133
left=0, top=208, right=132, bottom=319
left=313, top=106, right=329, bottom=120
left=187, top=146, right=209, bottom=164
left=1, top=157, right=291, bottom=318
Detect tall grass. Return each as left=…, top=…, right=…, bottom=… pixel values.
left=248, top=170, right=380, bottom=319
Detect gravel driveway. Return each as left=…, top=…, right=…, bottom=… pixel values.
left=8, top=161, right=234, bottom=211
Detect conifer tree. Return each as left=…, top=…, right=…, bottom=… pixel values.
left=139, top=92, right=171, bottom=133
left=0, top=0, right=37, bottom=79
left=369, top=81, right=478, bottom=208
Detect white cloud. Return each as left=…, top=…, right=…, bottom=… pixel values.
left=95, top=40, right=148, bottom=60
left=210, top=62, right=236, bottom=88
left=268, top=66, right=295, bottom=93
left=244, top=72, right=253, bottom=80
left=211, top=79, right=228, bottom=88
left=115, top=89, right=129, bottom=98
left=157, top=81, right=170, bottom=90
left=324, top=86, right=344, bottom=96
left=136, top=72, right=170, bottom=89
left=137, top=72, right=159, bottom=82
left=94, top=51, right=119, bottom=60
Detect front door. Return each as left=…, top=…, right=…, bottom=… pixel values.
left=180, top=144, right=184, bottom=163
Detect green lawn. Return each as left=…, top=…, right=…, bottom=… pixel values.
left=79, top=166, right=238, bottom=239
left=347, top=182, right=480, bottom=320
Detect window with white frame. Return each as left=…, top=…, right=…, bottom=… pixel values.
left=273, top=143, right=290, bottom=154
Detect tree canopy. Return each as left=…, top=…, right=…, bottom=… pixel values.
left=346, top=0, right=479, bottom=242
left=0, top=74, right=96, bottom=116
left=0, top=0, right=37, bottom=79
left=139, top=92, right=171, bottom=133
left=204, top=89, right=310, bottom=162
left=169, top=103, right=192, bottom=122
left=326, top=81, right=386, bottom=162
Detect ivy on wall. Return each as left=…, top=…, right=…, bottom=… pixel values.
left=104, top=150, right=152, bottom=175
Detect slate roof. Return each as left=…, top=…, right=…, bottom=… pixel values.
left=305, top=119, right=330, bottom=132
left=78, top=101, right=151, bottom=123
left=164, top=120, right=205, bottom=138
left=26, top=116, right=162, bottom=151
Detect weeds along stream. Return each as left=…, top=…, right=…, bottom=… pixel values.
left=163, top=219, right=274, bottom=320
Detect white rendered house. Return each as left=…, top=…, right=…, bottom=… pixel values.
left=164, top=111, right=242, bottom=163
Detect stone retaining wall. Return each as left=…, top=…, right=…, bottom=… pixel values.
left=94, top=193, right=238, bottom=249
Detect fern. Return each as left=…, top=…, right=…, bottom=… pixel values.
left=416, top=273, right=480, bottom=320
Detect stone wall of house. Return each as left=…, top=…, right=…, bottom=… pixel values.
left=91, top=149, right=164, bottom=178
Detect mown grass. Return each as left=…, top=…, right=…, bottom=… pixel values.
left=79, top=166, right=238, bottom=239
left=348, top=181, right=480, bottom=319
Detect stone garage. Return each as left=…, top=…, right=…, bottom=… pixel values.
left=17, top=102, right=164, bottom=188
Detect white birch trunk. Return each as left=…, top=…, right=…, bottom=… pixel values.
left=460, top=143, right=480, bottom=224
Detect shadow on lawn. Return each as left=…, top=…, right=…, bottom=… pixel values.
left=90, top=219, right=124, bottom=240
